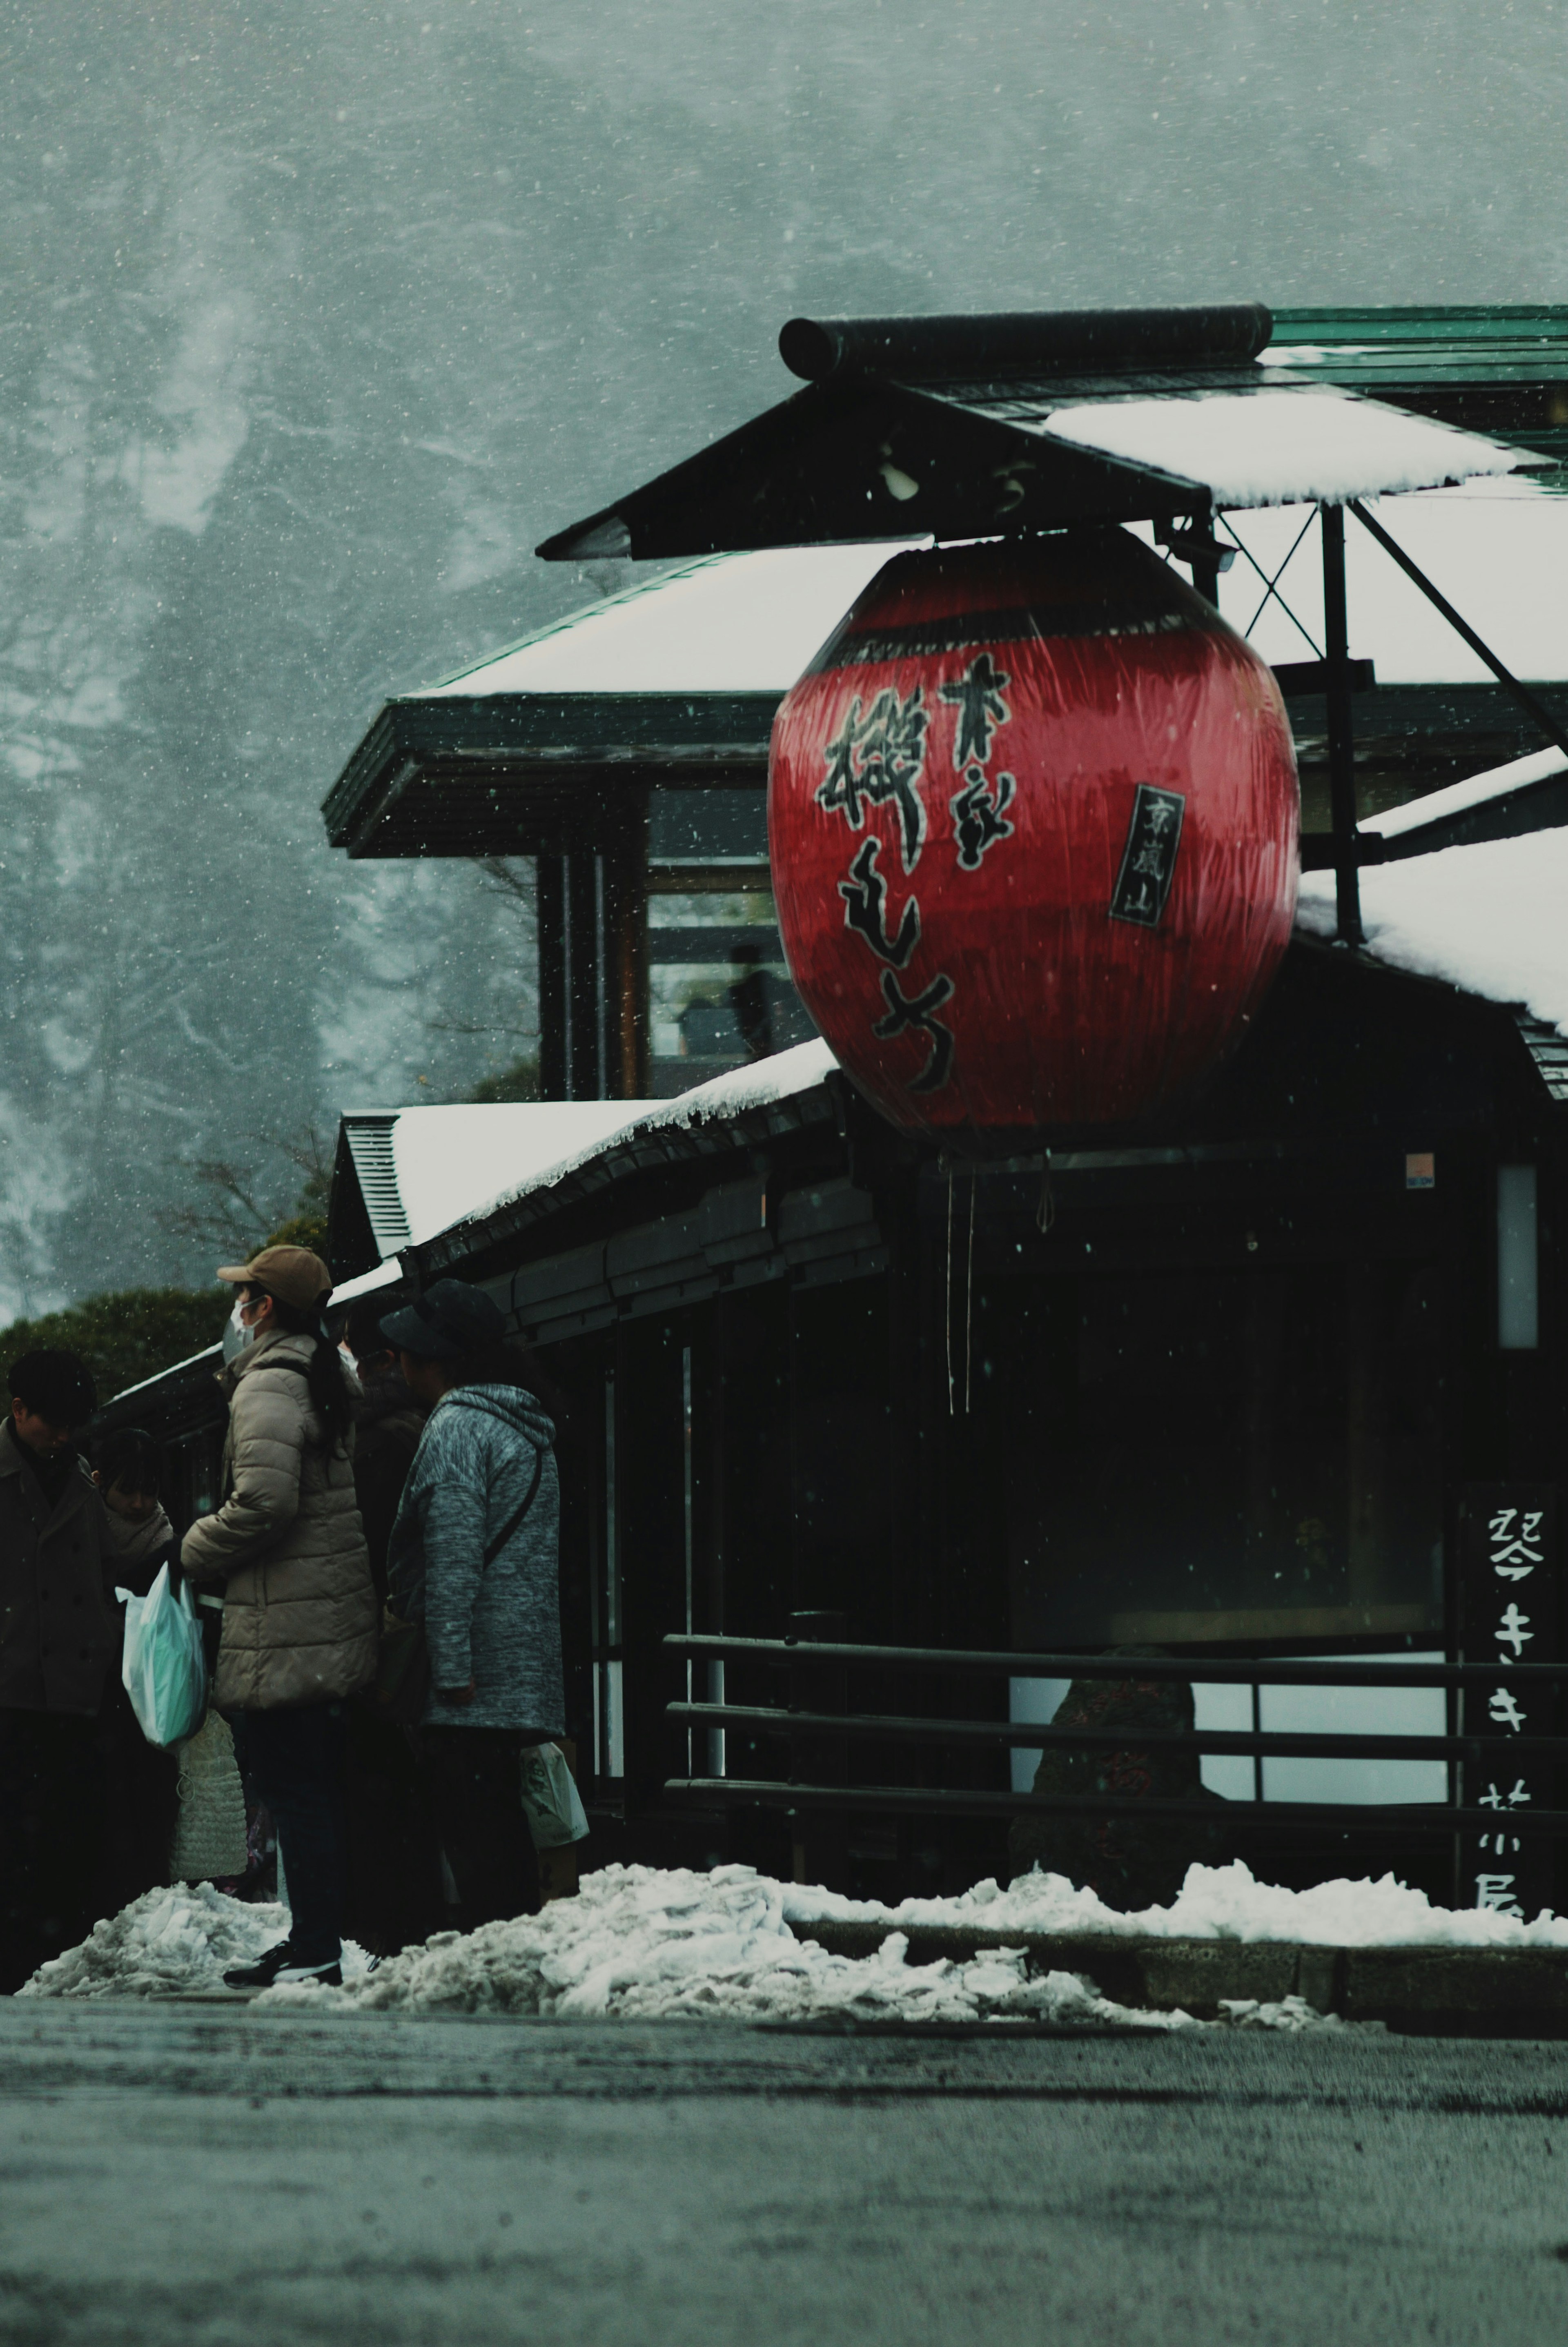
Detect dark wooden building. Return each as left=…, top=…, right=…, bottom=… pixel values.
left=105, top=302, right=1568, bottom=1917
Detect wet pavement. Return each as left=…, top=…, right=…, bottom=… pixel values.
left=2, top=1999, right=1567, bottom=2343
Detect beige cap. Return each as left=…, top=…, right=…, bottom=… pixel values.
left=216, top=1245, right=332, bottom=1312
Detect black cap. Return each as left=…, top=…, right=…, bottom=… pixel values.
left=379, top=1279, right=506, bottom=1363
left=8, top=1349, right=97, bottom=1426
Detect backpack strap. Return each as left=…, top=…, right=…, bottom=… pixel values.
left=483, top=1443, right=546, bottom=1570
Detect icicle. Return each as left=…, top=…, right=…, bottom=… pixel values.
left=943, top=1153, right=955, bottom=1417
left=964, top=1165, right=976, bottom=1414
left=1036, top=1151, right=1056, bottom=1235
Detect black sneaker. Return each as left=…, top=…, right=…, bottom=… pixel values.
left=274, top=1958, right=343, bottom=1988
left=223, top=1939, right=296, bottom=1990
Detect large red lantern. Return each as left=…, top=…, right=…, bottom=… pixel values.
left=768, top=530, right=1299, bottom=1135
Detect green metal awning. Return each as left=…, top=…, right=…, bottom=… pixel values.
left=1269, top=307, right=1568, bottom=472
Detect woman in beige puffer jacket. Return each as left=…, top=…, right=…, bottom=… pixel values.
left=182, top=1246, right=377, bottom=1988
left=183, top=1328, right=377, bottom=1710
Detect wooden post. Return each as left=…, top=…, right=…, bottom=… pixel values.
left=604, top=789, right=649, bottom=1100
left=536, top=854, right=567, bottom=1099
left=564, top=851, right=601, bottom=1098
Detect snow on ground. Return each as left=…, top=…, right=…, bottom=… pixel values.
left=1296, top=828, right=1568, bottom=1035
left=17, top=1884, right=372, bottom=2001
left=784, top=1859, right=1568, bottom=1949
left=23, top=1857, right=1566, bottom=2025
left=256, top=1864, right=1336, bottom=2030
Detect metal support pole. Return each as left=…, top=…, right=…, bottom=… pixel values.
left=565, top=852, right=601, bottom=1098
left=602, top=789, right=650, bottom=1100
left=1321, top=502, right=1363, bottom=945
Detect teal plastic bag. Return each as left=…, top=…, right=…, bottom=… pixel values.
left=118, top=1563, right=208, bottom=1748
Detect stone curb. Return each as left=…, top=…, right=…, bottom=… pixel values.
left=787, top=1919, right=1568, bottom=2033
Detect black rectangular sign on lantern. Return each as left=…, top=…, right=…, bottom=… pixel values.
left=1459, top=1485, right=1559, bottom=1922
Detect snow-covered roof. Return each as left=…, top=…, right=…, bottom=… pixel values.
left=1043, top=387, right=1520, bottom=509
left=341, top=1102, right=662, bottom=1260
left=420, top=544, right=924, bottom=700
left=415, top=1041, right=839, bottom=1258
left=423, top=486, right=1567, bottom=707
left=1297, top=830, right=1568, bottom=1035
left=329, top=1256, right=404, bottom=1306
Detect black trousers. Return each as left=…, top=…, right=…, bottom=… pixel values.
left=420, top=1726, right=541, bottom=1933
left=98, top=1682, right=180, bottom=1915
left=343, top=1707, right=445, bottom=1958
left=241, top=1703, right=349, bottom=1967
left=0, top=1709, right=104, bottom=1994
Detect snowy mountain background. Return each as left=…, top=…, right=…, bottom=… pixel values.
left=3, top=0, right=1566, bottom=1317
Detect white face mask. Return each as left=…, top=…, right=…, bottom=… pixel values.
left=222, top=1300, right=256, bottom=1365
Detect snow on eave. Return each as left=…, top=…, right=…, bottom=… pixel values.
left=416, top=1039, right=841, bottom=1260
left=1361, top=744, right=1568, bottom=841
left=1296, top=827, right=1568, bottom=1037
left=328, top=1256, right=404, bottom=1306
left=105, top=1343, right=222, bottom=1409
left=387, top=1101, right=663, bottom=1249
left=1041, top=386, right=1521, bottom=510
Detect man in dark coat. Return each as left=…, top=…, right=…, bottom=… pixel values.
left=339, top=1300, right=441, bottom=1955
left=0, top=1351, right=169, bottom=1990
left=345, top=1300, right=427, bottom=1601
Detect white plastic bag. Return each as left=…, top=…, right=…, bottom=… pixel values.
left=118, top=1563, right=208, bottom=1748
left=519, top=1741, right=590, bottom=1849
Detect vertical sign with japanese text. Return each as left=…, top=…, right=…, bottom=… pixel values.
left=1460, top=1485, right=1559, bottom=1921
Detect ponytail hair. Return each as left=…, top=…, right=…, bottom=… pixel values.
left=258, top=1291, right=355, bottom=1448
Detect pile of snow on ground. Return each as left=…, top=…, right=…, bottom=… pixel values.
left=30, top=1858, right=1548, bottom=2021
left=262, top=1863, right=1331, bottom=2029
left=18, top=1884, right=371, bottom=2000
left=784, top=1859, right=1568, bottom=1948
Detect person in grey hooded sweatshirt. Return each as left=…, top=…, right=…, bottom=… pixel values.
left=381, top=1281, right=563, bottom=1929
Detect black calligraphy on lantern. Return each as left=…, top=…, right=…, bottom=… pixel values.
left=938, top=652, right=1011, bottom=770
left=950, top=765, right=1016, bottom=871
left=1110, top=784, right=1186, bottom=927
left=817, top=687, right=931, bottom=873
left=873, top=969, right=956, bottom=1094
left=838, top=836, right=920, bottom=969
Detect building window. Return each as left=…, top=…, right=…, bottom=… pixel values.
left=647, top=788, right=815, bottom=1097
left=1497, top=1165, right=1539, bottom=1351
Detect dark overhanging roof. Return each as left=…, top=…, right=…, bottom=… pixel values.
left=325, top=674, right=1568, bottom=864
left=535, top=303, right=1279, bottom=562
left=323, top=690, right=782, bottom=857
